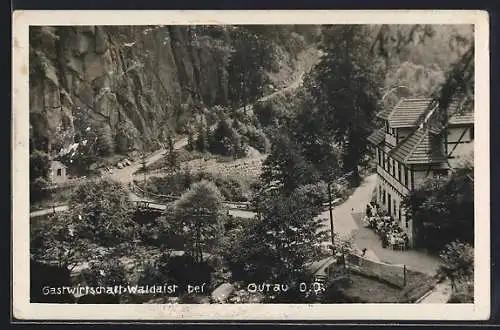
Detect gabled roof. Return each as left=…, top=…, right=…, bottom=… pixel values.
left=51, top=160, right=68, bottom=169
left=426, top=99, right=473, bottom=132
left=375, top=107, right=393, bottom=120
left=390, top=127, right=447, bottom=165
left=448, top=112, right=474, bottom=125
left=376, top=97, right=473, bottom=129
left=387, top=98, right=433, bottom=128
left=367, top=128, right=385, bottom=146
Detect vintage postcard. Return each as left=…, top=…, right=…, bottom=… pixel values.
left=12, top=10, right=490, bottom=321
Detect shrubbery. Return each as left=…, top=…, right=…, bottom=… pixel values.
left=144, top=170, right=254, bottom=202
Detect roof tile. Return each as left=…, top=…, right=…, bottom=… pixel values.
left=367, top=128, right=385, bottom=146
left=387, top=98, right=434, bottom=128
left=390, top=127, right=447, bottom=164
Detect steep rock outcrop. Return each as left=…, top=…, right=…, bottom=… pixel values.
left=29, top=25, right=232, bottom=154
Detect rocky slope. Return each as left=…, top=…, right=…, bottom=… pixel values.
left=29, top=25, right=310, bottom=155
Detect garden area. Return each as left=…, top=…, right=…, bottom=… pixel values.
left=136, top=169, right=257, bottom=203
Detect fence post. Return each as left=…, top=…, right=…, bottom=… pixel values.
left=403, top=264, right=407, bottom=287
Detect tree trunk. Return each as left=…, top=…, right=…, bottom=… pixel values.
left=196, top=219, right=202, bottom=264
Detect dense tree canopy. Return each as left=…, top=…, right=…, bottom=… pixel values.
left=260, top=132, right=320, bottom=194
left=30, top=149, right=51, bottom=181
left=29, top=149, right=51, bottom=202
left=303, top=25, right=384, bottom=185
left=402, top=161, right=474, bottom=251
left=224, top=186, right=329, bottom=286
left=68, top=178, right=137, bottom=247
left=227, top=27, right=273, bottom=112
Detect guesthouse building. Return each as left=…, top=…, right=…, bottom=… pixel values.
left=367, top=98, right=474, bottom=247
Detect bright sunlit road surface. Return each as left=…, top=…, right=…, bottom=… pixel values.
left=29, top=205, right=69, bottom=217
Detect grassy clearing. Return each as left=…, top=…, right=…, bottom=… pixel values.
left=399, top=269, right=439, bottom=303
left=332, top=273, right=403, bottom=303
left=142, top=170, right=257, bottom=202
left=138, top=149, right=234, bottom=174
left=331, top=268, right=436, bottom=303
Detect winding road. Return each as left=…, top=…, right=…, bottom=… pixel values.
left=30, top=50, right=321, bottom=221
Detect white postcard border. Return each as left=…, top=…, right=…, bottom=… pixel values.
left=12, top=10, right=490, bottom=321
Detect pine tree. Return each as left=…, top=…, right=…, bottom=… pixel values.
left=164, top=134, right=180, bottom=174
left=186, top=131, right=195, bottom=152
left=304, top=26, right=383, bottom=185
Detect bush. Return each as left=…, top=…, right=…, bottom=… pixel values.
left=199, top=117, right=247, bottom=158
left=30, top=260, right=74, bottom=303
left=448, top=281, right=474, bottom=303
left=162, top=255, right=215, bottom=292
left=244, top=126, right=271, bottom=153
left=30, top=177, right=50, bottom=203
left=294, top=181, right=328, bottom=209
left=399, top=277, right=438, bottom=303
left=254, top=100, right=276, bottom=127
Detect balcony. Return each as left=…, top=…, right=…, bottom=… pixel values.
left=377, top=165, right=410, bottom=196
left=385, top=133, right=397, bottom=147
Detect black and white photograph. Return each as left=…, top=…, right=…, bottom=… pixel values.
left=12, top=10, right=489, bottom=320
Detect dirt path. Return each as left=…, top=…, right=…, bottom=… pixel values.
left=418, top=279, right=452, bottom=303
left=317, top=174, right=377, bottom=240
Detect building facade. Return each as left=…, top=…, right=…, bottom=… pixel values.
left=367, top=98, right=474, bottom=247
left=50, top=160, right=68, bottom=184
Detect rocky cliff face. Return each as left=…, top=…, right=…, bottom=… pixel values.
left=29, top=25, right=235, bottom=154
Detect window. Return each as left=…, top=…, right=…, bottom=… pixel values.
left=470, top=127, right=474, bottom=140
left=57, top=168, right=62, bottom=176
left=404, top=167, right=409, bottom=187
left=393, top=199, right=397, bottom=216
left=392, top=159, right=396, bottom=177
left=405, top=217, right=409, bottom=229
left=382, top=152, right=385, bottom=169
left=382, top=189, right=386, bottom=204
left=377, top=148, right=381, bottom=165
left=397, top=163, right=401, bottom=182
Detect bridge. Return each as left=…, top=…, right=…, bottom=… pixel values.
left=30, top=199, right=256, bottom=220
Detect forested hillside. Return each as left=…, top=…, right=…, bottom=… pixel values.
left=29, top=24, right=472, bottom=168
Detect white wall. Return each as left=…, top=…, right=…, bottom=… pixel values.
left=50, top=165, right=67, bottom=184
left=447, top=126, right=473, bottom=143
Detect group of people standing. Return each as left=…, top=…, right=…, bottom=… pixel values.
left=362, top=202, right=409, bottom=251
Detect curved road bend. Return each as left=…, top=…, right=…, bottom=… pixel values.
left=30, top=57, right=319, bottom=221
